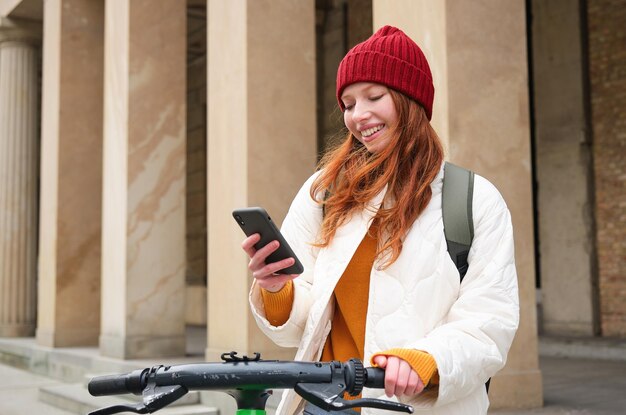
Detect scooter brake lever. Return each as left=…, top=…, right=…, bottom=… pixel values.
left=87, top=402, right=150, bottom=415
left=333, top=396, right=413, bottom=413
left=295, top=382, right=413, bottom=413
left=87, top=384, right=188, bottom=415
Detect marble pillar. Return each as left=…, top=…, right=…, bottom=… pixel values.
left=0, top=18, right=40, bottom=338
left=374, top=0, right=543, bottom=409
left=100, top=0, right=186, bottom=359
left=36, top=0, right=104, bottom=348
left=206, top=0, right=316, bottom=360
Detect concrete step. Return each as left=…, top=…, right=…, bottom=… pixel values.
left=39, top=383, right=218, bottom=415
left=0, top=336, right=209, bottom=384
left=81, top=373, right=201, bottom=406
left=539, top=335, right=626, bottom=361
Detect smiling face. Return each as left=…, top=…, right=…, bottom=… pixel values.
left=341, top=82, right=398, bottom=153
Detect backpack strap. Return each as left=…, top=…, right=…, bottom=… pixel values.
left=443, top=163, right=491, bottom=393
left=442, top=162, right=475, bottom=282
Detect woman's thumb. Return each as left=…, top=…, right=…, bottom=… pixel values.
left=372, top=355, right=387, bottom=368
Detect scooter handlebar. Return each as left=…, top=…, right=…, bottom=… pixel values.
left=88, top=369, right=147, bottom=396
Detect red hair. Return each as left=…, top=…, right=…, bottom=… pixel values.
left=311, top=90, right=444, bottom=268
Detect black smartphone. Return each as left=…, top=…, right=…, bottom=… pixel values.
left=233, top=207, right=304, bottom=275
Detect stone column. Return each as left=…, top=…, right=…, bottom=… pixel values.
left=100, top=0, right=187, bottom=359
left=206, top=0, right=317, bottom=360
left=36, top=0, right=104, bottom=348
left=0, top=18, right=40, bottom=338
left=531, top=0, right=597, bottom=336
left=374, top=0, right=542, bottom=409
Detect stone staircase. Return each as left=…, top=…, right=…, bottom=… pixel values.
left=40, top=382, right=216, bottom=414
left=0, top=336, right=220, bottom=415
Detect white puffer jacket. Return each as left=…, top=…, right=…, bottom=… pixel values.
left=249, top=166, right=519, bottom=415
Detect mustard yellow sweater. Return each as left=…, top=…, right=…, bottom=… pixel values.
left=261, top=226, right=439, bottom=388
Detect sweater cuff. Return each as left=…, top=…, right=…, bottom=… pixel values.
left=370, top=348, right=439, bottom=386
left=260, top=280, right=294, bottom=327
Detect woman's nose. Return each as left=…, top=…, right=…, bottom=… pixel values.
left=352, top=102, right=371, bottom=122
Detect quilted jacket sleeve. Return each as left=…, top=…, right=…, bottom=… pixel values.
left=408, top=175, right=520, bottom=407
left=249, top=172, right=323, bottom=348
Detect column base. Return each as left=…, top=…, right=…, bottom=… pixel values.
left=542, top=320, right=595, bottom=337
left=489, top=368, right=543, bottom=409
left=0, top=324, right=35, bottom=337
left=36, top=327, right=99, bottom=347
left=100, top=333, right=185, bottom=359
left=185, top=285, right=207, bottom=326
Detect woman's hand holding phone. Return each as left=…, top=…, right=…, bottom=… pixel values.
left=241, top=233, right=300, bottom=292
left=234, top=207, right=304, bottom=292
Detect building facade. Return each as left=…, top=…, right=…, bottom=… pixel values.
left=0, top=0, right=624, bottom=412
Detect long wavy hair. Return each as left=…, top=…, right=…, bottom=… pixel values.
left=310, top=89, right=444, bottom=268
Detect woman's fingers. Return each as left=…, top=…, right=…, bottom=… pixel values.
left=401, top=362, right=423, bottom=396
left=252, top=257, right=296, bottom=279
left=383, top=356, right=399, bottom=397
left=247, top=239, right=281, bottom=272
left=381, top=356, right=424, bottom=398
left=242, top=235, right=300, bottom=292
left=241, top=233, right=261, bottom=257
left=255, top=272, right=299, bottom=292
left=414, top=371, right=425, bottom=395
left=394, top=359, right=412, bottom=396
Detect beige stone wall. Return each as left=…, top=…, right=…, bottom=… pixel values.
left=587, top=0, right=626, bottom=336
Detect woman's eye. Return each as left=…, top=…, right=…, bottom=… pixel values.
left=343, top=103, right=354, bottom=111
left=370, top=95, right=383, bottom=101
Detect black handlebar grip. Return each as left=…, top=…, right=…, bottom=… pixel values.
left=88, top=369, right=147, bottom=396
left=365, top=367, right=386, bottom=389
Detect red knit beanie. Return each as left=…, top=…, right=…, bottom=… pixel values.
left=336, top=25, right=435, bottom=120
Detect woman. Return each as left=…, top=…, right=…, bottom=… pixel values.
left=243, top=26, right=519, bottom=414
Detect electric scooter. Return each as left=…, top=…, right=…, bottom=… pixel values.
left=87, top=351, right=414, bottom=415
